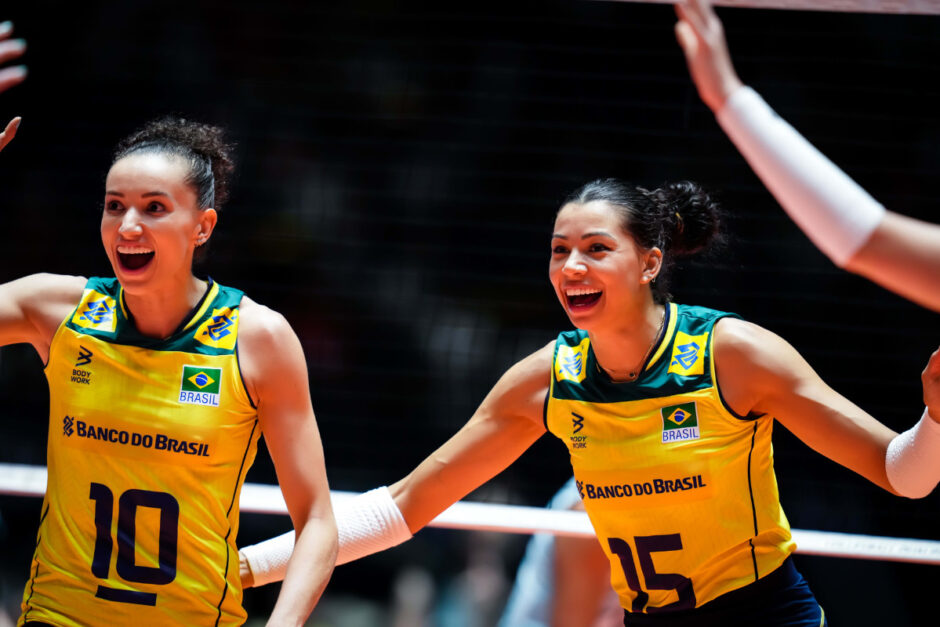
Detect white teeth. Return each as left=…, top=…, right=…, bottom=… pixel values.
left=565, top=287, right=601, bottom=297
left=117, top=245, right=154, bottom=254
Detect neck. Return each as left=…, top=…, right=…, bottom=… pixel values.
left=590, top=300, right=666, bottom=382
left=122, top=275, right=208, bottom=339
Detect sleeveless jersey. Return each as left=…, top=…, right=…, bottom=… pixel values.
left=21, top=277, right=259, bottom=626
left=545, top=303, right=795, bottom=614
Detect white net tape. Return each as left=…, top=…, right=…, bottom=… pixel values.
left=593, top=1, right=940, bottom=15
left=3, top=463, right=938, bottom=564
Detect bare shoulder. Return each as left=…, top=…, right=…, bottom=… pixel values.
left=0, top=273, right=86, bottom=358
left=12, top=273, right=86, bottom=333
left=237, top=296, right=295, bottom=347
left=714, top=316, right=800, bottom=369
left=482, top=341, right=555, bottom=426
left=499, top=341, right=555, bottom=389
left=713, top=316, right=815, bottom=415
left=16, top=272, right=87, bottom=307
left=235, top=296, right=306, bottom=402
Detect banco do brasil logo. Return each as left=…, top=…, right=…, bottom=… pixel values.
left=63, top=416, right=74, bottom=437
left=179, top=365, right=222, bottom=407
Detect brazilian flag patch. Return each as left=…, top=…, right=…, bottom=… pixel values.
left=179, top=365, right=222, bottom=407
left=661, top=402, right=700, bottom=443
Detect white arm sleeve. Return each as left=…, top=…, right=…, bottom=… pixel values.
left=241, top=486, right=413, bottom=587
left=886, top=409, right=940, bottom=498
left=716, top=86, right=886, bottom=267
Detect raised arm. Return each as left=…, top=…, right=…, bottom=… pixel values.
left=714, top=318, right=940, bottom=497
left=675, top=0, right=940, bottom=311
left=0, top=20, right=26, bottom=152
left=240, top=342, right=552, bottom=587
left=0, top=273, right=85, bottom=360
left=238, top=299, right=337, bottom=626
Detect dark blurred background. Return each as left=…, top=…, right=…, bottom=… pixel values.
left=0, top=1, right=937, bottom=625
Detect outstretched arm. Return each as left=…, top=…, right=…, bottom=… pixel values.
left=240, top=342, right=552, bottom=587
left=0, top=20, right=26, bottom=152
left=238, top=300, right=337, bottom=625
left=390, top=343, right=551, bottom=532
left=675, top=0, right=940, bottom=311
left=715, top=318, right=940, bottom=497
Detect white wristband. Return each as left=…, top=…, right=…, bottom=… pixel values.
left=716, top=86, right=885, bottom=267
left=241, top=486, right=412, bottom=586
left=240, top=529, right=294, bottom=588
left=886, top=409, right=940, bottom=498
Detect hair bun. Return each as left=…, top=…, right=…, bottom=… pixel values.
left=114, top=117, right=235, bottom=210
left=649, top=180, right=722, bottom=257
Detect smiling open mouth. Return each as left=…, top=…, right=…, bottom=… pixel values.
left=117, top=246, right=155, bottom=271
left=566, top=289, right=602, bottom=308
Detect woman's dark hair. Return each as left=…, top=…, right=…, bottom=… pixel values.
left=112, top=117, right=235, bottom=212
left=562, top=178, right=723, bottom=303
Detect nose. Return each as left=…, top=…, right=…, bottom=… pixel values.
left=562, top=250, right=587, bottom=277
left=118, top=207, right=143, bottom=239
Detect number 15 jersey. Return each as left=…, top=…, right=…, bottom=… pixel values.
left=545, top=303, right=795, bottom=614
left=21, top=277, right=260, bottom=626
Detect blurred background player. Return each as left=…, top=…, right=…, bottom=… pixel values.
left=497, top=477, right=620, bottom=627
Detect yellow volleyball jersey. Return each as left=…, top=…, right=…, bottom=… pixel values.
left=21, top=277, right=259, bottom=627
left=546, top=303, right=795, bottom=614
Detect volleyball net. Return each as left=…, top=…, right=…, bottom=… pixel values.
left=595, top=0, right=940, bottom=15
left=2, top=463, right=938, bottom=565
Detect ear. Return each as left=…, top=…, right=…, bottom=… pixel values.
left=640, top=247, right=663, bottom=284
left=194, top=208, right=218, bottom=246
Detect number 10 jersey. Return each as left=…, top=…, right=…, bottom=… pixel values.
left=21, top=277, right=260, bottom=626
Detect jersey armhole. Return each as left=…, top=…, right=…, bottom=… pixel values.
left=543, top=341, right=558, bottom=431
left=711, top=315, right=758, bottom=422
left=234, top=343, right=258, bottom=410
left=43, top=289, right=88, bottom=370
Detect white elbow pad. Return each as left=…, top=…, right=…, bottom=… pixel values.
left=716, top=86, right=885, bottom=267
left=241, top=486, right=412, bottom=586
left=885, top=409, right=940, bottom=498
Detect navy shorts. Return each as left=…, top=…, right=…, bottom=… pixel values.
left=623, top=557, right=826, bottom=627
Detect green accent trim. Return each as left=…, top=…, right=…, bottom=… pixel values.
left=645, top=302, right=677, bottom=372
left=551, top=304, right=740, bottom=403
left=184, top=281, right=220, bottom=331
left=64, top=277, right=245, bottom=355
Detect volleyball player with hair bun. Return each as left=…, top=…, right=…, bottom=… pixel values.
left=242, top=177, right=940, bottom=625
left=3, top=117, right=336, bottom=626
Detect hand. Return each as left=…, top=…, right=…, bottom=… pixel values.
left=0, top=20, right=26, bottom=95
left=239, top=550, right=256, bottom=588
left=0, top=20, right=26, bottom=154
left=923, top=346, right=940, bottom=423
left=674, top=0, right=743, bottom=111
left=0, top=116, right=20, bottom=152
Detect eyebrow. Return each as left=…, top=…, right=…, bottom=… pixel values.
left=551, top=231, right=615, bottom=240
left=104, top=191, right=170, bottom=198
